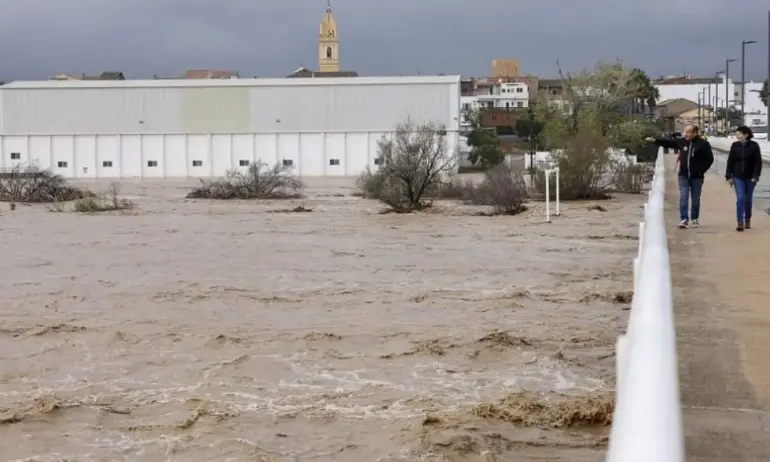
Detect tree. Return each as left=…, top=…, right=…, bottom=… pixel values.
left=715, top=107, right=744, bottom=129
left=628, top=68, right=659, bottom=115
left=760, top=79, right=769, bottom=109
left=531, top=61, right=653, bottom=199
left=464, top=109, right=504, bottom=169
left=357, top=120, right=455, bottom=212
left=515, top=105, right=544, bottom=174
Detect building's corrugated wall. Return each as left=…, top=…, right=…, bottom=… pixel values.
left=0, top=78, right=459, bottom=136
left=249, top=82, right=456, bottom=133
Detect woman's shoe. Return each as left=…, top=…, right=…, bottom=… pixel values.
left=745, top=219, right=751, bottom=230
left=737, top=223, right=745, bottom=232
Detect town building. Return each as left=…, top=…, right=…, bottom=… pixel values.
left=654, top=75, right=766, bottom=135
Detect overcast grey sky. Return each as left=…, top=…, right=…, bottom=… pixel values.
left=1, top=0, right=768, bottom=81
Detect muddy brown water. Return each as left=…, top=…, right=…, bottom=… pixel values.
left=0, top=178, right=642, bottom=461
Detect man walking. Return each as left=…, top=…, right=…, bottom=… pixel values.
left=647, top=125, right=714, bottom=228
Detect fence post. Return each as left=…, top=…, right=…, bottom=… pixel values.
left=555, top=167, right=560, bottom=216
left=545, top=170, right=551, bottom=222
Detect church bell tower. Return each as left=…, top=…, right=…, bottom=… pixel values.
left=319, top=1, right=340, bottom=72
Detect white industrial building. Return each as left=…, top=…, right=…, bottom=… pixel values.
left=0, top=76, right=461, bottom=178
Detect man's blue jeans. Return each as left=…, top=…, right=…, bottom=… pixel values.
left=733, top=178, right=756, bottom=224
left=678, top=176, right=703, bottom=221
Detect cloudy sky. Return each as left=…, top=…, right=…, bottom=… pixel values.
left=1, top=0, right=768, bottom=81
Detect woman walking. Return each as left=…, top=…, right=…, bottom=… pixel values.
left=725, top=126, right=763, bottom=231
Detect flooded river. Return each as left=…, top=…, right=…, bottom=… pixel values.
left=0, top=178, right=641, bottom=461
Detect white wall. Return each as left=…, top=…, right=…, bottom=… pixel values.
left=734, top=81, right=767, bottom=115
left=0, top=131, right=460, bottom=178
left=655, top=78, right=734, bottom=110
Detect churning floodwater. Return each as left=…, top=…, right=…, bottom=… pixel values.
left=0, top=178, right=641, bottom=461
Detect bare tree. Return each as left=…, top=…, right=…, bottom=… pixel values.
left=187, top=161, right=303, bottom=199
left=357, top=119, right=455, bottom=212
left=469, top=165, right=529, bottom=215
left=0, top=166, right=88, bottom=203
left=72, top=182, right=135, bottom=213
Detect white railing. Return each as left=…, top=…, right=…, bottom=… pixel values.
left=606, top=151, right=684, bottom=462
left=544, top=166, right=560, bottom=222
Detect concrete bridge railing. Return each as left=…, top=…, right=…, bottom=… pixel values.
left=606, top=150, right=684, bottom=462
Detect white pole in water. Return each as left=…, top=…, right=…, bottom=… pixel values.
left=545, top=169, right=551, bottom=222
left=555, top=167, right=560, bottom=216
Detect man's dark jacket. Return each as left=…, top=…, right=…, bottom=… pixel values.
left=653, top=136, right=714, bottom=179
left=725, top=140, right=763, bottom=181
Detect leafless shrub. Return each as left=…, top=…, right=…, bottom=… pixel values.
left=356, top=120, right=455, bottom=212
left=73, top=182, right=135, bottom=213
left=187, top=161, right=303, bottom=199
left=426, top=177, right=476, bottom=200
left=468, top=165, right=529, bottom=215
left=0, top=165, right=90, bottom=203
left=610, top=159, right=652, bottom=194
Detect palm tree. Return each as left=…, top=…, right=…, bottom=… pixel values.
left=628, top=68, right=658, bottom=115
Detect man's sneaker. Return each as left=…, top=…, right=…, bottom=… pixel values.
left=678, top=220, right=689, bottom=228
left=691, top=219, right=700, bottom=228
left=737, top=223, right=745, bottom=232
left=745, top=219, right=751, bottom=230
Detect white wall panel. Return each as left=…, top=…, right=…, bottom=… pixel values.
left=232, top=134, right=254, bottom=172
left=368, top=132, right=389, bottom=168
left=324, top=133, right=345, bottom=175
left=74, top=135, right=96, bottom=178
left=255, top=134, right=277, bottom=166
left=299, top=133, right=323, bottom=176
left=211, top=134, right=232, bottom=177
left=96, top=135, right=119, bottom=177
left=187, top=135, right=210, bottom=178
left=249, top=83, right=457, bottom=133
left=141, top=135, right=164, bottom=178
left=29, top=136, right=52, bottom=170
left=345, top=133, right=368, bottom=176
left=121, top=135, right=141, bottom=178
left=51, top=136, right=74, bottom=178
left=1, top=88, right=182, bottom=135
left=277, top=134, right=299, bottom=174
left=2, top=136, right=28, bottom=169
left=164, top=135, right=187, bottom=177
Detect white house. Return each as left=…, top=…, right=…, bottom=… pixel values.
left=0, top=76, right=461, bottom=178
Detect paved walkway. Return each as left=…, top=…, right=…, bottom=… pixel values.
left=666, top=154, right=770, bottom=460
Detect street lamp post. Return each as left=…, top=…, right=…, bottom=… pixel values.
left=697, top=91, right=703, bottom=128
left=714, top=72, right=721, bottom=130
left=741, top=40, right=757, bottom=122
left=725, top=58, right=737, bottom=130
left=707, top=82, right=712, bottom=131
